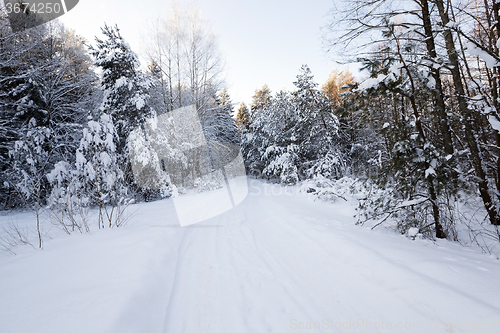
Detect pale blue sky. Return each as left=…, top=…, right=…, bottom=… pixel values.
left=60, top=0, right=350, bottom=105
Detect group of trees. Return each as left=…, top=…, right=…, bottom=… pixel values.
left=239, top=0, right=500, bottom=241
left=325, top=0, right=500, bottom=238
left=0, top=16, right=154, bottom=243
left=240, top=66, right=346, bottom=184
left=0, top=12, right=99, bottom=245
left=0, top=15, right=97, bottom=207
left=145, top=6, right=225, bottom=113
left=4, top=0, right=500, bottom=246
left=0, top=6, right=237, bottom=247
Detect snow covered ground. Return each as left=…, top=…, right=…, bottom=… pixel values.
left=1, top=178, right=500, bottom=333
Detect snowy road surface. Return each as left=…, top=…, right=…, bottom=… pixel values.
left=1, top=179, right=500, bottom=332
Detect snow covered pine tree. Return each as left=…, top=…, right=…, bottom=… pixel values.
left=89, top=24, right=157, bottom=200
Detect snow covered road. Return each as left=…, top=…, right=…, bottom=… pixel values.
left=1, top=179, right=500, bottom=332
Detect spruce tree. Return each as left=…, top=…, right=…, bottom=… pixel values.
left=89, top=24, right=156, bottom=155
left=90, top=24, right=157, bottom=198
left=250, top=84, right=272, bottom=115
left=235, top=103, right=251, bottom=131
left=291, top=65, right=342, bottom=179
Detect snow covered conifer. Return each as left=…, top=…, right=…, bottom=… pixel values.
left=260, top=91, right=300, bottom=183
left=291, top=65, right=342, bottom=179
left=242, top=66, right=343, bottom=183
left=90, top=24, right=158, bottom=199
left=235, top=103, right=250, bottom=131
left=90, top=24, right=156, bottom=155
left=250, top=84, right=272, bottom=115
left=197, top=88, right=239, bottom=146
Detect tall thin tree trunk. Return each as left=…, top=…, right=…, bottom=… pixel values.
left=429, top=181, right=446, bottom=238
left=393, top=30, right=446, bottom=237
left=419, top=0, right=454, bottom=156
left=488, top=0, right=500, bottom=196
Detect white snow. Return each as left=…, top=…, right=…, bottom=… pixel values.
left=426, top=75, right=436, bottom=89
left=75, top=151, right=87, bottom=167
left=46, top=161, right=68, bottom=183
left=399, top=197, right=428, bottom=208
left=115, top=77, right=128, bottom=89
left=488, top=115, right=500, bottom=133
left=465, top=42, right=500, bottom=68
left=1, top=179, right=499, bottom=332
left=407, top=227, right=420, bottom=238
left=99, top=151, right=112, bottom=167
left=135, top=96, right=146, bottom=110
left=358, top=76, right=385, bottom=90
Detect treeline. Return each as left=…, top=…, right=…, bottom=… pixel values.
left=241, top=0, right=500, bottom=241
left=0, top=8, right=237, bottom=245
left=239, top=66, right=351, bottom=184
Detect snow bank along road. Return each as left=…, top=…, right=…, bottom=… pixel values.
left=1, top=179, right=500, bottom=333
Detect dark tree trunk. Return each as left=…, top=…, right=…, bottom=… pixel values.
left=392, top=29, right=447, bottom=236
left=429, top=181, right=446, bottom=238
left=419, top=0, right=454, bottom=156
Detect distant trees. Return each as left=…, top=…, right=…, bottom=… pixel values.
left=322, top=69, right=355, bottom=109
left=144, top=6, right=239, bottom=192
left=235, top=103, right=250, bottom=131
left=145, top=5, right=224, bottom=112
left=200, top=87, right=239, bottom=144
left=250, top=84, right=272, bottom=114
left=242, top=65, right=342, bottom=184
left=247, top=89, right=299, bottom=183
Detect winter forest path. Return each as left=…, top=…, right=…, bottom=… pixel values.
left=157, top=179, right=500, bottom=333
left=1, top=179, right=500, bottom=333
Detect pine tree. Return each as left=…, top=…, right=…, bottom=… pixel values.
left=89, top=24, right=156, bottom=155
left=260, top=91, right=300, bottom=184
left=322, top=69, right=355, bottom=109
left=235, top=103, right=250, bottom=131
left=250, top=84, right=272, bottom=114
left=242, top=66, right=342, bottom=184
left=291, top=65, right=342, bottom=179
left=198, top=88, right=239, bottom=145
left=89, top=24, right=158, bottom=200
